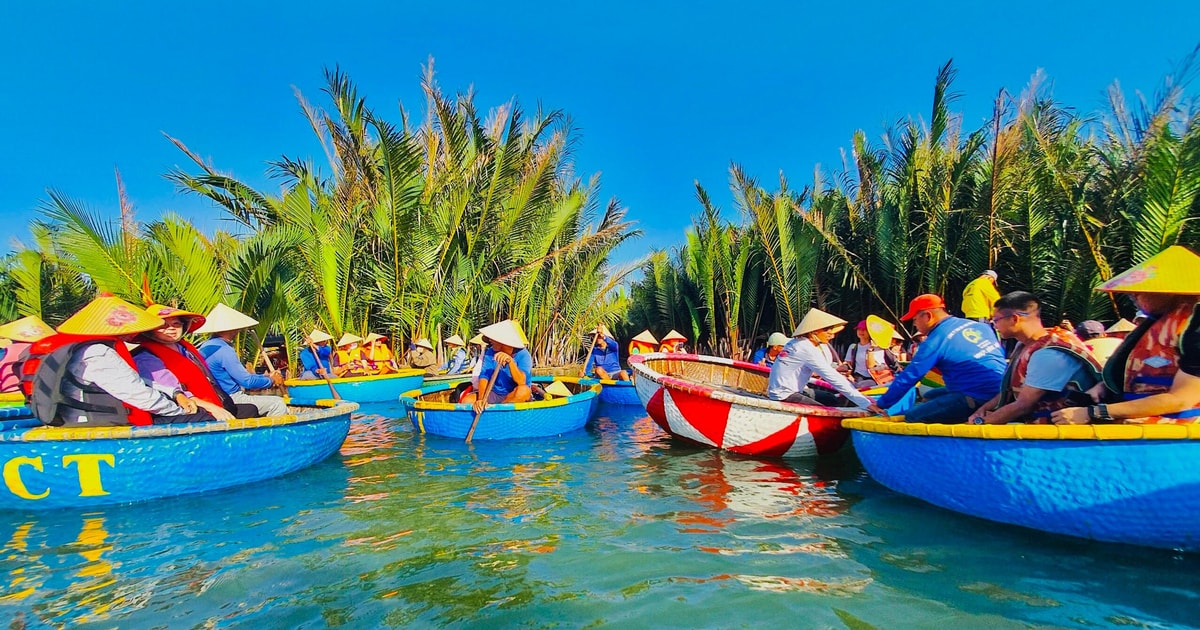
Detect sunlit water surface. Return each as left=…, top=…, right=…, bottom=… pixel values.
left=2, top=402, right=1198, bottom=628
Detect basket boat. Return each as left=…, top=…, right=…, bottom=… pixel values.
left=0, top=399, right=357, bottom=510
left=284, top=369, right=425, bottom=403
left=586, top=378, right=642, bottom=406
left=400, top=377, right=600, bottom=440
left=628, top=353, right=868, bottom=458
left=421, top=372, right=472, bottom=386
left=844, top=418, right=1200, bottom=551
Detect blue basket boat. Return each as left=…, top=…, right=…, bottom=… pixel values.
left=588, top=378, right=642, bottom=406
left=400, top=378, right=600, bottom=440
left=284, top=369, right=426, bottom=403
left=844, top=418, right=1200, bottom=551
left=0, top=399, right=357, bottom=510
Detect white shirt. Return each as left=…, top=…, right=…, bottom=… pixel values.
left=62, top=343, right=183, bottom=424
left=849, top=343, right=886, bottom=379
left=767, top=338, right=872, bottom=409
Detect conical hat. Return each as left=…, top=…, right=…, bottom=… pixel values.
left=1096, top=246, right=1200, bottom=294
left=145, top=304, right=207, bottom=333
left=1106, top=318, right=1136, bottom=333
left=308, top=329, right=333, bottom=343
left=0, top=338, right=10, bottom=349
left=661, top=329, right=688, bottom=343
left=469, top=333, right=485, bottom=346
left=444, top=334, right=465, bottom=347
left=194, top=304, right=259, bottom=334
left=413, top=337, right=434, bottom=351
left=632, top=330, right=658, bottom=345
left=58, top=295, right=164, bottom=337
left=865, top=315, right=896, bottom=349
left=0, top=315, right=55, bottom=342
left=544, top=381, right=573, bottom=397
left=337, top=333, right=363, bottom=347
left=364, top=332, right=388, bottom=344
left=792, top=308, right=848, bottom=337
left=479, top=319, right=526, bottom=349
left=592, top=324, right=612, bottom=338
left=766, top=332, right=790, bottom=347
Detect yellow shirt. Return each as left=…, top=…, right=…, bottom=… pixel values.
left=961, top=277, right=1001, bottom=319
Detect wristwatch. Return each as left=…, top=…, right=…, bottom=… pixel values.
left=1088, top=404, right=1114, bottom=423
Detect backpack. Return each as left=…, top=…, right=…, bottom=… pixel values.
left=19, top=337, right=146, bottom=427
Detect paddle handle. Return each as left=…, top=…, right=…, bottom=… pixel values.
left=581, top=331, right=600, bottom=378
left=308, top=341, right=341, bottom=400
left=466, top=362, right=502, bottom=443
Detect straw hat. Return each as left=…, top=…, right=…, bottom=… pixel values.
left=1096, top=246, right=1200, bottom=294
left=479, top=319, right=526, bottom=349
left=632, top=330, right=658, bottom=345
left=766, top=332, right=790, bottom=347
left=544, top=381, right=573, bottom=397
left=308, top=329, right=334, bottom=343
left=661, top=329, right=688, bottom=343
left=0, top=315, right=55, bottom=342
left=58, top=294, right=165, bottom=337
left=444, top=334, right=465, bottom=347
left=413, top=337, right=434, bottom=351
left=592, top=324, right=612, bottom=338
left=1106, top=318, right=1136, bottom=333
left=194, top=304, right=259, bottom=334
left=792, top=308, right=848, bottom=337
left=145, top=304, right=207, bottom=333
left=337, top=333, right=363, bottom=347
left=364, top=332, right=388, bottom=345
left=469, top=333, right=486, bottom=346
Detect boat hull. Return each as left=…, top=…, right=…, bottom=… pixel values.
left=285, top=370, right=425, bottom=403
left=401, top=380, right=599, bottom=440
left=847, top=419, right=1200, bottom=551
left=0, top=401, right=357, bottom=510
left=629, top=353, right=864, bottom=458
left=594, top=379, right=642, bottom=406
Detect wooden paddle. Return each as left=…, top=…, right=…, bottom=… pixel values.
left=581, top=328, right=600, bottom=378
left=465, top=362, right=502, bottom=443
left=258, top=346, right=290, bottom=397
left=307, top=340, right=341, bottom=400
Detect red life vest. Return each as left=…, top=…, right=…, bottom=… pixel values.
left=1000, top=327, right=1102, bottom=419
left=20, top=334, right=153, bottom=427
left=134, top=340, right=226, bottom=408
left=1110, top=301, right=1200, bottom=422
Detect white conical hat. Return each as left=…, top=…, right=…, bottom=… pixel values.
left=1106, top=318, right=1136, bottom=333
left=308, top=329, right=333, bottom=343
left=632, top=330, right=658, bottom=344
left=766, top=332, right=790, bottom=347
left=364, top=332, right=388, bottom=344
left=592, top=324, right=612, bottom=338
left=469, top=333, right=485, bottom=346
left=479, top=319, right=526, bottom=349
left=444, top=334, right=465, bottom=347
left=544, top=381, right=573, bottom=397
left=337, top=333, right=363, bottom=347
left=792, top=308, right=848, bottom=337
left=661, top=329, right=687, bottom=343
left=194, top=304, right=259, bottom=334
left=413, top=337, right=434, bottom=351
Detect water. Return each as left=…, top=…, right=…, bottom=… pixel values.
left=2, top=402, right=1199, bottom=628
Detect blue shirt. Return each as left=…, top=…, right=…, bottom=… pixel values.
left=588, top=335, right=621, bottom=374
left=299, top=344, right=332, bottom=373
left=198, top=338, right=274, bottom=395
left=876, top=316, right=1006, bottom=408
left=480, top=347, right=534, bottom=397
left=1024, top=347, right=1098, bottom=392
left=441, top=348, right=468, bottom=374
left=750, top=347, right=777, bottom=368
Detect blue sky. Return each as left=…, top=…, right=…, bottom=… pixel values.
left=2, top=1, right=1198, bottom=264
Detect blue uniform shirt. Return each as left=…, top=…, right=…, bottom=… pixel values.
left=588, top=335, right=621, bottom=374
left=198, top=337, right=274, bottom=395
left=480, top=347, right=534, bottom=397
left=441, top=348, right=468, bottom=374
left=750, top=347, right=778, bottom=367
left=876, top=316, right=1006, bottom=408
left=299, top=344, right=332, bottom=373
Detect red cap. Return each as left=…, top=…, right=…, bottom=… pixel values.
left=899, top=294, right=946, bottom=321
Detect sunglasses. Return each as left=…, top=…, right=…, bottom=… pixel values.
left=990, top=310, right=1029, bottom=324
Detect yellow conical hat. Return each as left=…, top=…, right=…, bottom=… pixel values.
left=469, top=333, right=486, bottom=346
left=1106, top=318, right=1136, bottom=333
left=0, top=315, right=55, bottom=342
left=444, top=334, right=465, bottom=347
left=792, top=308, right=848, bottom=337
left=337, top=333, right=363, bottom=347
left=632, top=330, right=658, bottom=345
left=145, top=304, right=207, bottom=333
left=479, top=319, right=526, bottom=349
left=58, top=295, right=165, bottom=337
left=194, top=304, right=259, bottom=334
left=308, top=329, right=334, bottom=343
left=661, top=329, right=688, bottom=343
left=865, top=315, right=896, bottom=349
left=1096, top=246, right=1200, bottom=294
left=544, top=381, right=573, bottom=397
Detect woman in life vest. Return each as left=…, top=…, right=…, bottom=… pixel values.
left=362, top=333, right=399, bottom=375
left=0, top=315, right=55, bottom=393
left=1052, top=246, right=1200, bottom=425
left=332, top=333, right=369, bottom=377
left=133, top=304, right=259, bottom=420
left=26, top=294, right=218, bottom=427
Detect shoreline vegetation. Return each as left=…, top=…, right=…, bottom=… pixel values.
left=4, top=55, right=1200, bottom=366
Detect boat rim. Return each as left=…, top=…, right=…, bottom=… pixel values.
left=844, top=416, right=1200, bottom=440
left=400, top=378, right=600, bottom=412
left=284, top=369, right=425, bottom=387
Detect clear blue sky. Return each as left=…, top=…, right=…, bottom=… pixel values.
left=2, top=1, right=1198, bottom=263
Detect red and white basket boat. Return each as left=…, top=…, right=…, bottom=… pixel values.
left=628, top=353, right=867, bottom=458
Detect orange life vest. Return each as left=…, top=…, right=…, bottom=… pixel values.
left=1000, top=327, right=1102, bottom=419
left=1106, top=301, right=1200, bottom=422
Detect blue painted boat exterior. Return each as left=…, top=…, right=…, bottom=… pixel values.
left=401, top=380, right=600, bottom=440
left=285, top=370, right=425, bottom=403
left=846, top=418, right=1200, bottom=551
left=0, top=401, right=357, bottom=510
left=594, top=379, right=642, bottom=406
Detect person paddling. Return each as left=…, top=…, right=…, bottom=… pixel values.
left=463, top=320, right=533, bottom=412
left=298, top=329, right=334, bottom=380
left=196, top=304, right=287, bottom=417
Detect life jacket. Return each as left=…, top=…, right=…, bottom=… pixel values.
left=19, top=334, right=153, bottom=427
left=133, top=340, right=237, bottom=413
left=999, top=327, right=1102, bottom=420
left=1105, top=301, right=1200, bottom=422
left=362, top=345, right=395, bottom=371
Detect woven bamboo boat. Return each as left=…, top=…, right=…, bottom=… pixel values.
left=845, top=417, right=1200, bottom=551
left=587, top=378, right=642, bottom=406
left=284, top=369, right=425, bottom=403
left=421, top=372, right=472, bottom=386
left=628, top=353, right=868, bottom=458
left=400, top=377, right=600, bottom=440
left=0, top=399, right=357, bottom=510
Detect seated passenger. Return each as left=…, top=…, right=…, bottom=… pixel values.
left=843, top=321, right=898, bottom=387
left=362, top=333, right=398, bottom=375
left=659, top=330, right=688, bottom=354
left=767, top=309, right=873, bottom=410
left=751, top=332, right=789, bottom=369
left=1075, top=319, right=1122, bottom=367
left=440, top=335, right=469, bottom=375
left=332, top=333, right=368, bottom=377
left=298, top=329, right=333, bottom=380
left=196, top=304, right=288, bottom=417
left=873, top=294, right=1007, bottom=423
left=25, top=294, right=218, bottom=426
left=968, top=292, right=1101, bottom=425
left=468, top=333, right=486, bottom=387
left=1052, top=246, right=1200, bottom=425
left=628, top=330, right=658, bottom=356
left=0, top=315, right=55, bottom=393
left=406, top=338, right=438, bottom=374
left=465, top=319, right=533, bottom=412
left=588, top=324, right=631, bottom=381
